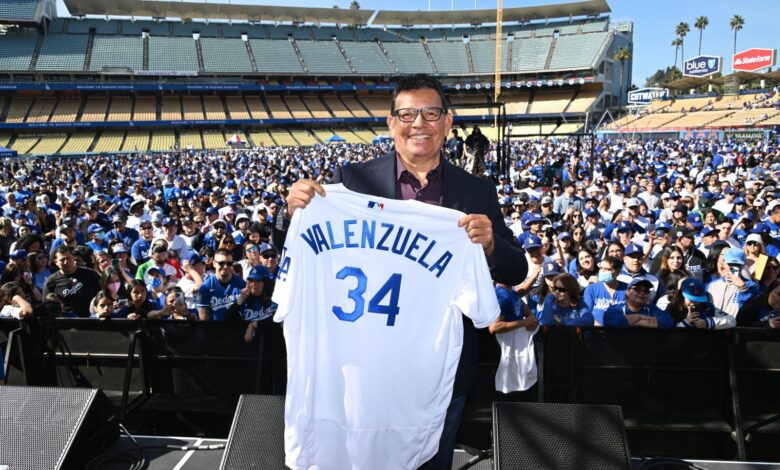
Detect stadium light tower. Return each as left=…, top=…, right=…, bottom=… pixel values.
left=494, top=0, right=502, bottom=108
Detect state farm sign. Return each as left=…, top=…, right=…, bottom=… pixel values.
left=732, top=48, right=776, bottom=72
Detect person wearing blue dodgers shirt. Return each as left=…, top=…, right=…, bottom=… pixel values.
left=617, top=242, right=664, bottom=303
left=603, top=278, right=675, bottom=329
left=537, top=272, right=594, bottom=327
left=668, top=278, right=736, bottom=330
left=196, top=248, right=246, bottom=321
left=584, top=256, right=628, bottom=326
left=278, top=74, right=527, bottom=470
left=225, top=265, right=278, bottom=343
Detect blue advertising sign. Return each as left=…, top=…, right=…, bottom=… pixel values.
left=683, top=55, right=722, bottom=78
left=627, top=87, right=669, bottom=104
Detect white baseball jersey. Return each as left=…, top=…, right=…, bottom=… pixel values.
left=273, top=183, right=499, bottom=470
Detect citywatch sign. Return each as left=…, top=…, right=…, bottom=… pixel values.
left=732, top=48, right=776, bottom=72
left=683, top=55, right=722, bottom=78
left=627, top=87, right=669, bottom=105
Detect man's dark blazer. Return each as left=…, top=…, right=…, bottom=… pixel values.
left=274, top=151, right=527, bottom=397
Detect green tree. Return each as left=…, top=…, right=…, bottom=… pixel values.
left=349, top=1, right=360, bottom=9
left=694, top=16, right=708, bottom=55
left=730, top=14, right=745, bottom=55
left=675, top=22, right=690, bottom=62
left=614, top=47, right=632, bottom=109
left=671, top=38, right=683, bottom=69
left=645, top=66, right=682, bottom=87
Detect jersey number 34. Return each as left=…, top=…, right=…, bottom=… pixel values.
left=332, top=266, right=402, bottom=326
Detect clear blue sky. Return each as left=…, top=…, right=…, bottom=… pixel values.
left=56, top=0, right=778, bottom=86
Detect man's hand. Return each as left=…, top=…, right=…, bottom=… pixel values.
left=286, top=179, right=326, bottom=218
left=458, top=214, right=494, bottom=256
left=768, top=317, right=780, bottom=329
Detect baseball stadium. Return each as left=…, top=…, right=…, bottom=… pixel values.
left=0, top=0, right=779, bottom=468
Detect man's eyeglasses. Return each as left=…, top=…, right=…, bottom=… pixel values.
left=140, top=225, right=152, bottom=230
left=262, top=253, right=278, bottom=260
left=215, top=260, right=234, bottom=267
left=631, top=287, right=651, bottom=294
left=392, top=107, right=445, bottom=122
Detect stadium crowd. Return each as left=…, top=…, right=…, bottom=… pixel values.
left=0, top=133, right=779, bottom=354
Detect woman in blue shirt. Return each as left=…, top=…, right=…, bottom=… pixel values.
left=539, top=273, right=594, bottom=327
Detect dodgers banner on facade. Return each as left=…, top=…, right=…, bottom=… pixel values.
left=683, top=55, right=722, bottom=78
left=627, top=87, right=669, bottom=105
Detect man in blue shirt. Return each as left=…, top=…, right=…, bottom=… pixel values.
left=197, top=248, right=246, bottom=321
left=604, top=278, right=674, bottom=329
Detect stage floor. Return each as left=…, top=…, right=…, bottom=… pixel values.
left=99, top=436, right=780, bottom=470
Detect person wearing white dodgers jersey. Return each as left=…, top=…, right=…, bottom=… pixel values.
left=273, top=184, right=500, bottom=469
left=276, top=75, right=527, bottom=469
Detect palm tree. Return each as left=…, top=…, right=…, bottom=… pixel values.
left=730, top=15, right=745, bottom=55
left=672, top=38, right=683, bottom=69
left=614, top=47, right=632, bottom=109
left=675, top=22, right=690, bottom=62
left=694, top=16, right=708, bottom=55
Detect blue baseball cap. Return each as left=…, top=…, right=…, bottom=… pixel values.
left=724, top=248, right=746, bottom=266
left=162, top=217, right=176, bottom=227
left=247, top=265, right=273, bottom=282
left=9, top=249, right=27, bottom=260
left=87, top=223, right=103, bottom=234
left=688, top=213, right=703, bottom=228
left=701, top=226, right=717, bottom=237
left=655, top=222, right=672, bottom=232
left=627, top=277, right=653, bottom=290
left=681, top=278, right=708, bottom=303
left=526, top=213, right=545, bottom=224
left=542, top=262, right=563, bottom=277
left=584, top=208, right=599, bottom=218
left=522, top=235, right=542, bottom=250
left=187, top=253, right=205, bottom=265
left=617, top=221, right=634, bottom=233
left=557, top=231, right=572, bottom=241
left=624, top=243, right=644, bottom=257
left=206, top=207, right=219, bottom=215
left=227, top=195, right=239, bottom=205
left=259, top=242, right=277, bottom=253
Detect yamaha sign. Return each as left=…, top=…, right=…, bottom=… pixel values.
left=627, top=87, right=670, bottom=105
left=683, top=55, right=722, bottom=78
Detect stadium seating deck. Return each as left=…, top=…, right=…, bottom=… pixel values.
left=161, top=97, right=183, bottom=120
left=509, top=123, right=557, bottom=138
left=90, top=36, right=143, bottom=71
left=709, top=109, right=779, bottom=128
left=66, top=18, right=117, bottom=35
left=30, top=135, right=66, bottom=155
left=304, top=97, right=332, bottom=119
left=566, top=90, right=600, bottom=113
left=36, top=34, right=88, bottom=71
left=427, top=41, right=469, bottom=75
left=549, top=32, right=608, bottom=70
left=530, top=91, right=574, bottom=114
left=450, top=95, right=491, bottom=116
left=149, top=131, right=175, bottom=151
left=134, top=98, right=156, bottom=121
left=81, top=97, right=108, bottom=122
left=554, top=123, right=584, bottom=134
left=352, top=129, right=376, bottom=144
left=10, top=135, right=39, bottom=153
left=382, top=42, right=434, bottom=74
left=172, top=21, right=220, bottom=38
left=149, top=37, right=199, bottom=72
left=665, top=97, right=713, bottom=113
left=120, top=20, right=170, bottom=37
left=504, top=92, right=530, bottom=115
left=657, top=110, right=735, bottom=129
left=283, top=96, right=312, bottom=119
left=202, top=130, right=226, bottom=149
left=245, top=96, right=270, bottom=119
left=203, top=97, right=227, bottom=120
left=6, top=98, right=32, bottom=123
left=108, top=97, right=132, bottom=121
left=714, top=94, right=746, bottom=110
left=201, top=38, right=253, bottom=73
left=122, top=131, right=150, bottom=152
left=251, top=40, right=304, bottom=74
left=621, top=112, right=684, bottom=129
left=225, top=96, right=251, bottom=120
left=26, top=98, right=56, bottom=123
left=357, top=97, right=385, bottom=118
left=763, top=114, right=780, bottom=125
left=340, top=42, right=394, bottom=75
left=469, top=40, right=509, bottom=74
left=58, top=132, right=94, bottom=154
left=0, top=0, right=39, bottom=20
left=248, top=130, right=274, bottom=147
left=0, top=33, right=36, bottom=71
left=93, top=131, right=124, bottom=153
left=510, top=37, right=552, bottom=72
left=323, top=97, right=353, bottom=118
left=290, top=130, right=318, bottom=146
left=296, top=41, right=352, bottom=75
left=269, top=130, right=298, bottom=146
left=179, top=130, right=203, bottom=149
left=266, top=97, right=292, bottom=119
left=50, top=99, right=80, bottom=123
left=0, top=134, right=10, bottom=147
left=182, top=97, right=205, bottom=120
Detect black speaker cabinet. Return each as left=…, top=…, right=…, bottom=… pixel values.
left=220, top=394, right=286, bottom=470
left=493, top=402, right=630, bottom=470
left=0, top=386, right=118, bottom=470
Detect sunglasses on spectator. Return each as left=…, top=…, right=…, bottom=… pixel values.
left=552, top=285, right=567, bottom=293
left=215, top=260, right=234, bottom=267
left=631, top=287, right=651, bottom=294
left=262, top=252, right=278, bottom=259
left=246, top=246, right=259, bottom=254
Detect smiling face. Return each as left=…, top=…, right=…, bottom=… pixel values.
left=388, top=88, right=452, bottom=165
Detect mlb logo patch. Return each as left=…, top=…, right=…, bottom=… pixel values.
left=367, top=201, right=384, bottom=211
